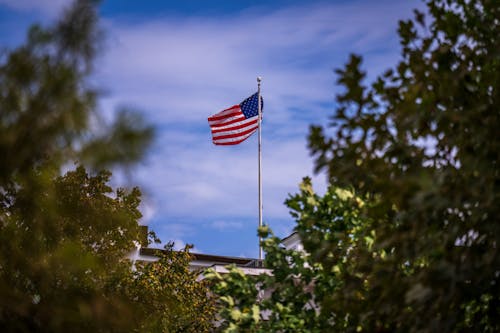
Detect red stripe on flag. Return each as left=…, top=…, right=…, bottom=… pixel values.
left=212, top=129, right=257, bottom=145
left=212, top=122, right=258, bottom=140
left=208, top=115, right=246, bottom=128
left=207, top=105, right=240, bottom=121
left=210, top=117, right=258, bottom=134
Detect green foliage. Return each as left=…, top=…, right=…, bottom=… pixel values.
left=1, top=165, right=217, bottom=332
left=208, top=180, right=374, bottom=332
left=0, top=0, right=153, bottom=185
left=212, top=0, right=499, bottom=332
left=207, top=265, right=263, bottom=332
left=0, top=1, right=216, bottom=331
left=118, top=244, right=217, bottom=333
left=0, top=166, right=144, bottom=332
left=307, top=0, right=500, bottom=331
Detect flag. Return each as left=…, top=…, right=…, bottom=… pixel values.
left=208, top=92, right=263, bottom=145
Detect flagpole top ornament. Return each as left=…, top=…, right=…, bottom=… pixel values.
left=257, top=76, right=262, bottom=83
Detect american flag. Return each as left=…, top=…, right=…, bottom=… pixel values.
left=208, top=93, right=263, bottom=145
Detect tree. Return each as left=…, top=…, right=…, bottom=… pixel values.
left=211, top=0, right=500, bottom=331
left=307, top=0, right=499, bottom=331
left=0, top=1, right=216, bottom=331
left=0, top=3, right=153, bottom=185
left=119, top=245, right=217, bottom=333
left=208, top=180, right=373, bottom=333
left=1, top=165, right=217, bottom=332
left=0, top=166, right=145, bottom=332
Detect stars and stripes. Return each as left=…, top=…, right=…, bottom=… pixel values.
left=208, top=93, right=263, bottom=145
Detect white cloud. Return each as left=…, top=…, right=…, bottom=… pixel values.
left=132, top=132, right=326, bottom=225
left=139, top=198, right=157, bottom=225
left=96, top=0, right=418, bottom=126
left=171, top=239, right=201, bottom=253
left=0, top=0, right=422, bottom=256
left=91, top=0, right=422, bottom=252
left=210, top=220, right=244, bottom=230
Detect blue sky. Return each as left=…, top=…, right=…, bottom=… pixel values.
left=0, top=0, right=423, bottom=258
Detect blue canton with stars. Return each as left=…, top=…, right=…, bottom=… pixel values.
left=240, top=92, right=264, bottom=119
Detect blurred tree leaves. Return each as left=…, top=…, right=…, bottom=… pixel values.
left=211, top=0, right=499, bottom=332
left=0, top=0, right=154, bottom=185
left=307, top=0, right=500, bottom=331
left=0, top=0, right=215, bottom=331
left=0, top=166, right=144, bottom=331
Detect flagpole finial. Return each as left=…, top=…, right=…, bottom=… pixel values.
left=257, top=76, right=262, bottom=83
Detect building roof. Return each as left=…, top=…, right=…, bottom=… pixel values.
left=280, top=231, right=298, bottom=243
left=139, top=247, right=263, bottom=267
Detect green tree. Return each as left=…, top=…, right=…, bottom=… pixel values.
left=211, top=0, right=499, bottom=331
left=0, top=1, right=216, bottom=331
left=0, top=1, right=153, bottom=184
left=307, top=0, right=499, bottom=331
left=1, top=165, right=217, bottom=332
left=0, top=166, right=145, bottom=331
left=120, top=245, right=217, bottom=333
left=208, top=180, right=373, bottom=333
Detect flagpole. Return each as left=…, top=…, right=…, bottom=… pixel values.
left=257, top=76, right=263, bottom=261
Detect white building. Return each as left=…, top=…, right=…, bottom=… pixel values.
left=130, top=227, right=299, bottom=276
